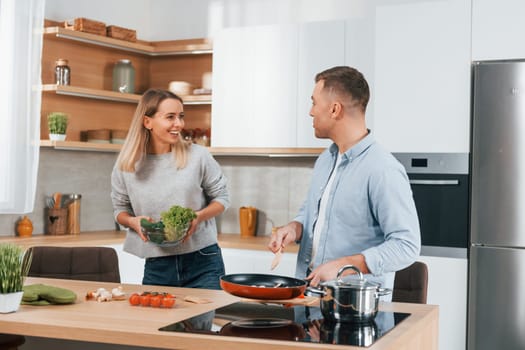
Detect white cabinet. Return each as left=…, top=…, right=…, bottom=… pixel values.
left=212, top=24, right=298, bottom=148
left=372, top=0, right=471, bottom=153
left=296, top=21, right=345, bottom=148
left=418, top=255, right=468, bottom=350
left=212, top=21, right=343, bottom=148
left=222, top=248, right=297, bottom=277
left=108, top=244, right=298, bottom=283
left=472, top=0, right=525, bottom=60
left=106, top=244, right=144, bottom=284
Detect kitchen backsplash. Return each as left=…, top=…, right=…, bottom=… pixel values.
left=0, top=149, right=314, bottom=237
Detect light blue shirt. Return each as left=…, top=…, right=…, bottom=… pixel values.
left=294, top=132, right=421, bottom=292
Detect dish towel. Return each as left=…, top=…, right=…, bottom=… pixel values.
left=22, top=284, right=77, bottom=305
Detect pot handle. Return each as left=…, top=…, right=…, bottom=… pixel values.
left=336, top=265, right=364, bottom=283
left=305, top=286, right=326, bottom=297
left=376, top=288, right=392, bottom=297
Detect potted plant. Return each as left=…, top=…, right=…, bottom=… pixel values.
left=0, top=244, right=32, bottom=313
left=47, top=112, right=68, bottom=141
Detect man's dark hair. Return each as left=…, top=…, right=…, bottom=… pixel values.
left=315, top=66, right=370, bottom=112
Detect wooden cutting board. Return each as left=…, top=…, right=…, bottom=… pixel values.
left=240, top=295, right=318, bottom=306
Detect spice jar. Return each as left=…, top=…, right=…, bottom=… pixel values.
left=112, top=59, right=135, bottom=93
left=55, top=58, right=71, bottom=85
left=17, top=216, right=33, bottom=237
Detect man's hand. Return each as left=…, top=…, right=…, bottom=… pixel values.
left=268, top=221, right=303, bottom=253
left=306, top=254, right=370, bottom=287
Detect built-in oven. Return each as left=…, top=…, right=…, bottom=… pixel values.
left=393, top=153, right=469, bottom=258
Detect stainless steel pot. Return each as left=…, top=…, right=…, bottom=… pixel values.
left=307, top=265, right=391, bottom=323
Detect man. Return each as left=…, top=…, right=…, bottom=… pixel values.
left=268, top=66, right=420, bottom=296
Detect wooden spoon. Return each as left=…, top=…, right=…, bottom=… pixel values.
left=271, top=247, right=282, bottom=271
left=53, top=192, right=62, bottom=209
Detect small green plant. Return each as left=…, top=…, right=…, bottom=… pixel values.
left=47, top=112, right=68, bottom=134
left=0, top=244, right=32, bottom=294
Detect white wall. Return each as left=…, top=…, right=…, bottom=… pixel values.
left=149, top=0, right=369, bottom=40
left=45, top=0, right=152, bottom=40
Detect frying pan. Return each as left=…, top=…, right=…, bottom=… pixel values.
left=220, top=273, right=307, bottom=300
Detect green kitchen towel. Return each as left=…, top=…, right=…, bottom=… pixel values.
left=22, top=284, right=77, bottom=305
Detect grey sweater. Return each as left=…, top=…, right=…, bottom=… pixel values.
left=111, top=144, right=229, bottom=258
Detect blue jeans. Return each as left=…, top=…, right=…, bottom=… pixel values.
left=142, top=244, right=225, bottom=290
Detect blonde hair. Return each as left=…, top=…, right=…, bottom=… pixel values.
left=116, top=89, right=191, bottom=172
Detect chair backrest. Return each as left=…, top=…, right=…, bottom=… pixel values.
left=392, top=261, right=428, bottom=304
left=27, top=246, right=121, bottom=283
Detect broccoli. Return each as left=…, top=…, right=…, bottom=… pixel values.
left=160, top=205, right=197, bottom=242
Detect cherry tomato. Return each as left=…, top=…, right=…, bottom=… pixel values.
left=163, top=293, right=174, bottom=299
left=139, top=293, right=151, bottom=306
left=150, top=294, right=162, bottom=308
left=128, top=293, right=140, bottom=306
left=161, top=296, right=176, bottom=308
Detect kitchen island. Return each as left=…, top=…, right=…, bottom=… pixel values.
left=0, top=277, right=438, bottom=350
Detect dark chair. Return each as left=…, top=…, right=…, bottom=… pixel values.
left=0, top=334, right=24, bottom=350
left=27, top=246, right=121, bottom=283
left=392, top=261, right=428, bottom=304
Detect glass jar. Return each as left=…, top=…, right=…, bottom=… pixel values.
left=55, top=58, right=70, bottom=85
left=112, top=59, right=135, bottom=93
left=67, top=194, right=82, bottom=235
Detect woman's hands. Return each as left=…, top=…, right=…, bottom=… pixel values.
left=183, top=201, right=225, bottom=242
left=117, top=212, right=149, bottom=242
left=184, top=215, right=201, bottom=242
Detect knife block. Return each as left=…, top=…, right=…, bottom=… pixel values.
left=46, top=208, right=68, bottom=235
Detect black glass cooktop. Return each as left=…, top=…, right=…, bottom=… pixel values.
left=159, top=302, right=410, bottom=347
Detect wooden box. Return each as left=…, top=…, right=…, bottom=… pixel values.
left=65, top=18, right=106, bottom=36
left=107, top=25, right=137, bottom=42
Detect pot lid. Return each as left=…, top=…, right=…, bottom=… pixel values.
left=320, top=276, right=380, bottom=290
left=319, top=265, right=380, bottom=290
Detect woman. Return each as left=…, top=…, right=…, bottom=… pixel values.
left=111, top=89, right=229, bottom=289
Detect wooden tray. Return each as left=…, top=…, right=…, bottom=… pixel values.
left=107, top=25, right=137, bottom=42
left=65, top=18, right=106, bottom=36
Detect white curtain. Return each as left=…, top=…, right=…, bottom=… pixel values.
left=0, top=0, right=45, bottom=213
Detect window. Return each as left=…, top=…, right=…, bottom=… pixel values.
left=0, top=0, right=45, bottom=213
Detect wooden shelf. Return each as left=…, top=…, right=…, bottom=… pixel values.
left=42, top=84, right=140, bottom=103
left=42, top=84, right=212, bottom=105
left=40, top=140, right=122, bottom=152
left=43, top=27, right=213, bottom=56
left=40, top=140, right=324, bottom=157
left=210, top=147, right=325, bottom=157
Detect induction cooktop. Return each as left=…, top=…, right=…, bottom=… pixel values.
left=159, top=302, right=410, bottom=347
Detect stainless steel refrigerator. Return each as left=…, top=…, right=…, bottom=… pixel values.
left=469, top=60, right=525, bottom=350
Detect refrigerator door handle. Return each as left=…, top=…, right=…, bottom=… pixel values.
left=409, top=179, right=460, bottom=186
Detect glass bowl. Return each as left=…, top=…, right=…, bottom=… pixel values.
left=141, top=223, right=188, bottom=247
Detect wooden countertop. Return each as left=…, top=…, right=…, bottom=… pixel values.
left=0, top=277, right=438, bottom=350
left=0, top=230, right=299, bottom=253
